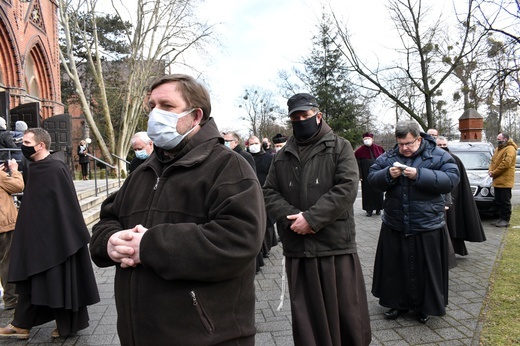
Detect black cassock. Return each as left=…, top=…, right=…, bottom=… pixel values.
left=9, top=155, right=100, bottom=336
left=445, top=152, right=486, bottom=255
left=358, top=157, right=384, bottom=212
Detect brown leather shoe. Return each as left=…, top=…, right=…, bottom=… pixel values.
left=51, top=328, right=60, bottom=338
left=0, top=324, right=30, bottom=339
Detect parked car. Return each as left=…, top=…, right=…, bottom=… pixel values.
left=448, top=141, right=496, bottom=214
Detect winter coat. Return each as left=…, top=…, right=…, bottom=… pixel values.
left=10, top=130, right=23, bottom=161
left=233, top=145, right=256, bottom=173
left=0, top=169, right=24, bottom=233
left=90, top=118, right=266, bottom=346
left=367, top=134, right=460, bottom=235
left=489, top=138, right=517, bottom=188
left=0, top=130, right=17, bottom=161
left=263, top=129, right=359, bottom=258
left=77, top=145, right=89, bottom=164
left=250, top=150, right=272, bottom=186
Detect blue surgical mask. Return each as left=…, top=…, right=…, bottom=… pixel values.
left=135, top=149, right=149, bottom=160
left=147, top=108, right=195, bottom=150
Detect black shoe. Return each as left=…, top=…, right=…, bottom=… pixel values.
left=491, top=219, right=502, bottom=226
left=417, top=312, right=430, bottom=323
left=366, top=211, right=373, bottom=217
left=495, top=220, right=510, bottom=227
left=263, top=252, right=270, bottom=258
left=376, top=210, right=381, bottom=215
left=384, top=308, right=408, bottom=320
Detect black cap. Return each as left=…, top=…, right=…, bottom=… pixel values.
left=272, top=133, right=287, bottom=144
left=287, top=93, right=319, bottom=116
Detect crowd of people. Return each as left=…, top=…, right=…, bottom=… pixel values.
left=0, top=74, right=517, bottom=345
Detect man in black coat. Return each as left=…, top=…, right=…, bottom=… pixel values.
left=436, top=136, right=486, bottom=255
left=222, top=131, right=256, bottom=172
left=248, top=135, right=277, bottom=272
left=0, top=128, right=99, bottom=340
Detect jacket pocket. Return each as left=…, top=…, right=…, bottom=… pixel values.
left=189, top=290, right=215, bottom=334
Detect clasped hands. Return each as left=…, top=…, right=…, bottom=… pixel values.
left=389, top=166, right=417, bottom=180
left=108, top=224, right=148, bottom=268
left=287, top=212, right=315, bottom=235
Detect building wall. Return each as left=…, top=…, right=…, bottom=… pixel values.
left=0, top=0, right=63, bottom=121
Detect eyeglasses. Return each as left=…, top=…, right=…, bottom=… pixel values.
left=397, top=138, right=419, bottom=147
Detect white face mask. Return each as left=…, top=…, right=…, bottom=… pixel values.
left=147, top=108, right=195, bottom=150
left=363, top=139, right=373, bottom=146
left=249, top=144, right=261, bottom=154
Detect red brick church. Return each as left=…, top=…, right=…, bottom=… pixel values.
left=0, top=0, right=80, bottom=169
left=0, top=0, right=63, bottom=122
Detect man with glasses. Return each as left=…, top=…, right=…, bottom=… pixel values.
left=427, top=128, right=439, bottom=139
left=264, top=93, right=371, bottom=345
left=368, top=120, right=460, bottom=324
left=222, top=131, right=256, bottom=171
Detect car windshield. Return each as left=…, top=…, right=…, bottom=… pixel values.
left=454, top=152, right=491, bottom=170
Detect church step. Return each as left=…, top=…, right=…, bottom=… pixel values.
left=73, top=179, right=123, bottom=228
left=76, top=179, right=122, bottom=200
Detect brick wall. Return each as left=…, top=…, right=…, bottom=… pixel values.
left=0, top=0, right=63, bottom=119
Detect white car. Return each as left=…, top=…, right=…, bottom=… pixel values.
left=448, top=142, right=496, bottom=215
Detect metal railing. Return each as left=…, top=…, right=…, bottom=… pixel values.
left=0, top=147, right=21, bottom=160
left=86, top=153, right=116, bottom=197
left=111, top=153, right=130, bottom=180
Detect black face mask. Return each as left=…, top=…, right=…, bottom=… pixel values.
left=292, top=114, right=319, bottom=141
left=262, top=142, right=269, bottom=151
left=21, top=144, right=37, bottom=160
left=441, top=146, right=449, bottom=152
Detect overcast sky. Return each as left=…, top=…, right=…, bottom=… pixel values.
left=182, top=0, right=395, bottom=136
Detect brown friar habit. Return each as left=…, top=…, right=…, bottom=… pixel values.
left=265, top=121, right=372, bottom=345
left=8, top=155, right=100, bottom=336
left=445, top=151, right=486, bottom=255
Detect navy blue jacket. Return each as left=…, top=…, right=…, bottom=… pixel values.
left=367, top=134, right=459, bottom=235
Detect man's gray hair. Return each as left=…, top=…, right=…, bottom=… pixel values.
left=395, top=120, right=422, bottom=139
left=131, top=131, right=152, bottom=145
left=437, top=135, right=448, bottom=142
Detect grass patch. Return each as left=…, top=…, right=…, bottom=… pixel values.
left=480, top=205, right=520, bottom=345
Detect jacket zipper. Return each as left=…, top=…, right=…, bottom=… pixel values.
left=189, top=291, right=214, bottom=333
left=153, top=177, right=160, bottom=190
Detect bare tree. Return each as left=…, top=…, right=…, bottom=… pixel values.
left=238, top=88, right=284, bottom=138
left=475, top=0, right=519, bottom=44
left=59, top=0, right=216, bottom=173
left=331, top=0, right=481, bottom=130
